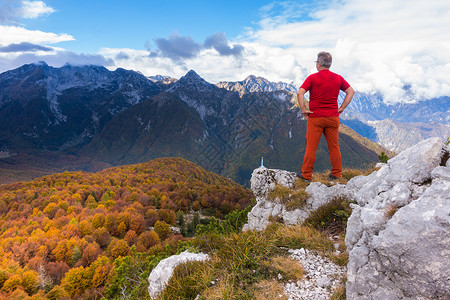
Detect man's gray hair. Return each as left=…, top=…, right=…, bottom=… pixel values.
left=317, top=51, right=332, bottom=68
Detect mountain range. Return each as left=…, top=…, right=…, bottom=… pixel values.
left=337, top=92, right=450, bottom=151
left=2, top=62, right=445, bottom=184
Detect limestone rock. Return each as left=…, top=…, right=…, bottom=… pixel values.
left=250, top=167, right=297, bottom=198
left=345, top=137, right=450, bottom=299
left=244, top=167, right=349, bottom=231
left=245, top=137, right=449, bottom=299
left=148, top=250, right=209, bottom=299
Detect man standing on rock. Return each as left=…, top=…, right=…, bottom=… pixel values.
left=297, top=51, right=355, bottom=181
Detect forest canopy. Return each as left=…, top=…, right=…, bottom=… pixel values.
left=0, top=157, right=253, bottom=299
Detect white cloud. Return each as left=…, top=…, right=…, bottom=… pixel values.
left=0, top=51, right=113, bottom=74
left=20, top=0, right=55, bottom=19
left=0, top=1, right=115, bottom=74
left=2, top=0, right=445, bottom=104
left=241, top=0, right=450, bottom=102
left=0, top=25, right=74, bottom=45
left=105, top=0, right=450, bottom=103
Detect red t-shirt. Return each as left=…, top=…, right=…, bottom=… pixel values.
left=300, top=70, right=350, bottom=118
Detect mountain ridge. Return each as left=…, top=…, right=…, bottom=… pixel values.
left=216, top=74, right=298, bottom=97
left=0, top=63, right=391, bottom=184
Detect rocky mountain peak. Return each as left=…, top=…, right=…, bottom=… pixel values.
left=172, top=70, right=214, bottom=91
left=33, top=61, right=49, bottom=67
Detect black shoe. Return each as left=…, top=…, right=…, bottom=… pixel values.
left=296, top=173, right=311, bottom=182
left=328, top=173, right=340, bottom=180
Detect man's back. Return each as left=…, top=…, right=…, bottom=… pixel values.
left=301, top=70, right=350, bottom=118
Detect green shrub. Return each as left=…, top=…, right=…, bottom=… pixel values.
left=106, top=242, right=190, bottom=299
left=303, top=196, right=353, bottom=234
left=378, top=151, right=389, bottom=163
left=196, top=206, right=252, bottom=235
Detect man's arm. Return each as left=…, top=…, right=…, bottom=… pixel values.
left=338, top=86, right=355, bottom=114
left=297, top=88, right=313, bottom=118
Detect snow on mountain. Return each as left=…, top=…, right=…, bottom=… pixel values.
left=0, top=63, right=161, bottom=150
left=216, top=75, right=297, bottom=97
left=147, top=75, right=177, bottom=84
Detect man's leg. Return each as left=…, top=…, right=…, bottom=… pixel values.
left=302, top=118, right=324, bottom=180
left=323, top=116, right=342, bottom=178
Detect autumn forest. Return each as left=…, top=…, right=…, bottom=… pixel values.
left=0, top=157, right=254, bottom=299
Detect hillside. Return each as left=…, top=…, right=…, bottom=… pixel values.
left=0, top=157, right=253, bottom=299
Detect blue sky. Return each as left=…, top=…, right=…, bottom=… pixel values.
left=20, top=0, right=274, bottom=53
left=1, top=0, right=450, bottom=102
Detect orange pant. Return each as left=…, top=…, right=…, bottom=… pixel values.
left=302, top=116, right=341, bottom=180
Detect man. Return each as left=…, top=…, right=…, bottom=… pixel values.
left=297, top=51, right=355, bottom=181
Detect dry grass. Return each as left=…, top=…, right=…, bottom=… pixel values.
left=293, top=167, right=377, bottom=187
left=252, top=280, right=289, bottom=300
left=267, top=185, right=309, bottom=211
left=199, top=273, right=237, bottom=300
left=293, top=178, right=311, bottom=190
left=384, top=203, right=398, bottom=219
left=267, top=256, right=304, bottom=281
left=273, top=224, right=334, bottom=254
left=330, top=283, right=346, bottom=300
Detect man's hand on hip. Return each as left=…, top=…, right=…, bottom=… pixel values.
left=302, top=109, right=313, bottom=118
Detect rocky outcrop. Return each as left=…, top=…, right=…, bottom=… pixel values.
left=245, top=137, right=449, bottom=299
left=243, top=167, right=347, bottom=231
left=148, top=250, right=209, bottom=299
left=344, top=137, right=449, bottom=300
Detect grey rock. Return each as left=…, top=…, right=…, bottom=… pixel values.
left=250, top=167, right=297, bottom=197
left=285, top=248, right=346, bottom=299
left=316, top=276, right=331, bottom=288
left=345, top=137, right=450, bottom=300
left=148, top=250, right=209, bottom=299
left=245, top=137, right=449, bottom=299
left=244, top=167, right=348, bottom=231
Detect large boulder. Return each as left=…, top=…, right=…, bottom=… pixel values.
left=345, top=137, right=449, bottom=299
left=148, top=250, right=209, bottom=299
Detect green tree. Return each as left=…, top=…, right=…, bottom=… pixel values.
left=177, top=211, right=186, bottom=236
left=154, top=221, right=171, bottom=241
